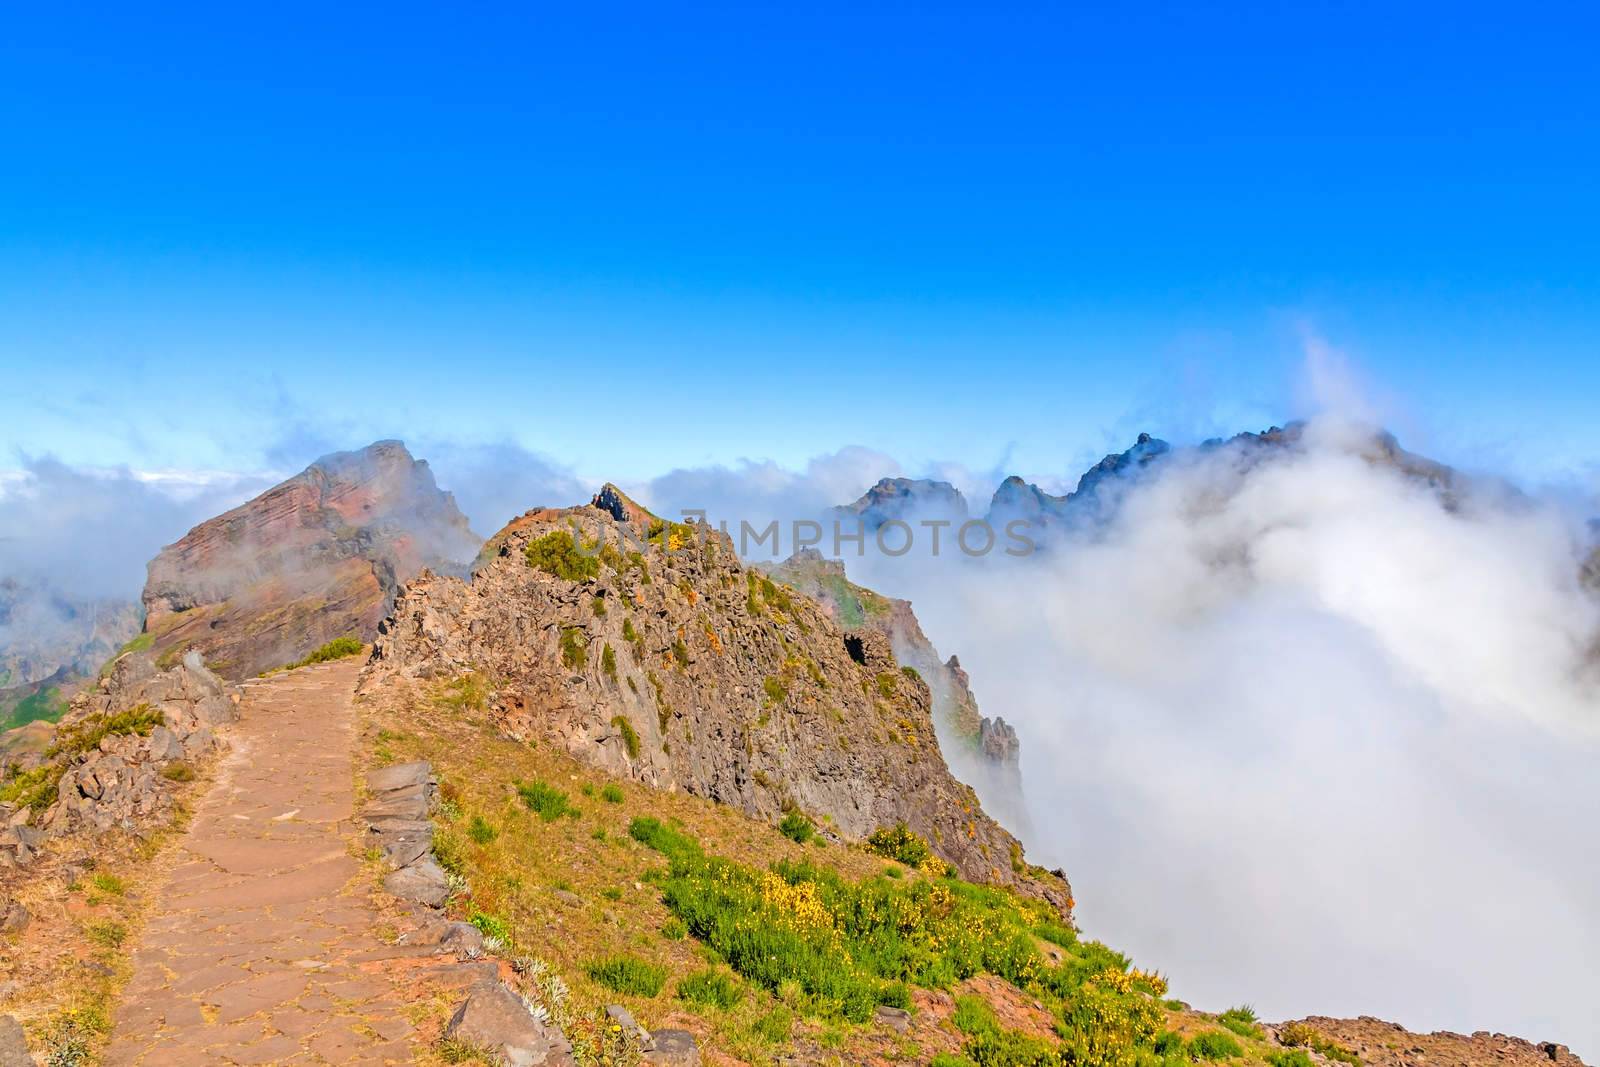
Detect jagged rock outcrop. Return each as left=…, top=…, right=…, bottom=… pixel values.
left=140, top=441, right=479, bottom=679
left=762, top=552, right=1023, bottom=797
left=986, top=432, right=1171, bottom=533
left=1274, top=1016, right=1588, bottom=1067
left=0, top=652, right=238, bottom=867
left=365, top=487, right=1071, bottom=914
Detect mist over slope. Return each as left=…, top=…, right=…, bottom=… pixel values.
left=837, top=416, right=1600, bottom=1057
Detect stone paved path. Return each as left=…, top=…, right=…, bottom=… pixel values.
left=103, top=658, right=414, bottom=1065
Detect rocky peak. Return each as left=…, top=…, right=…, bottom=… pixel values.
left=140, top=440, right=479, bottom=679
left=590, top=483, right=655, bottom=528
left=987, top=476, right=1068, bottom=524
left=365, top=498, right=1071, bottom=915
left=1065, top=432, right=1172, bottom=509
left=833, top=477, right=969, bottom=530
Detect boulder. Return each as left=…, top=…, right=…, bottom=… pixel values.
left=368, top=761, right=432, bottom=793
left=383, top=857, right=449, bottom=908
left=643, top=1029, right=700, bottom=1066
left=445, top=980, right=575, bottom=1066
left=0, top=1014, right=33, bottom=1067
left=0, top=902, right=28, bottom=935
left=371, top=824, right=433, bottom=870
left=873, top=1005, right=912, bottom=1034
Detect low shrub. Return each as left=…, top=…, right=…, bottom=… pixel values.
left=1277, top=1022, right=1361, bottom=1065
left=587, top=955, right=667, bottom=997
left=1217, top=1005, right=1262, bottom=1040
left=1187, top=1031, right=1245, bottom=1061
left=602, top=644, right=618, bottom=680
left=1267, top=1052, right=1315, bottom=1067
left=865, top=822, right=932, bottom=866
left=778, top=811, right=814, bottom=844
left=762, top=676, right=788, bottom=705
left=677, top=968, right=744, bottom=1010
left=285, top=635, right=364, bottom=670
left=526, top=530, right=600, bottom=582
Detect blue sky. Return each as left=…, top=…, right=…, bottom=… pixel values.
left=2, top=2, right=1597, bottom=487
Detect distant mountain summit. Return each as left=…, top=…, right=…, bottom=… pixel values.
left=832, top=477, right=969, bottom=531
left=140, top=440, right=479, bottom=679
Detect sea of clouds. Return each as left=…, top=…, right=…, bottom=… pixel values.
left=3, top=370, right=1597, bottom=1058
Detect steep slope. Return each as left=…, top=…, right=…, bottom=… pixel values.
left=762, top=548, right=1025, bottom=821
left=364, top=486, right=1072, bottom=914
left=141, top=440, right=478, bottom=679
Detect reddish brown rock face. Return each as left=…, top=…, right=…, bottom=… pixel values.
left=141, top=441, right=478, bottom=680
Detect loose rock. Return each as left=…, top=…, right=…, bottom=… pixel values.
left=446, top=981, right=575, bottom=1066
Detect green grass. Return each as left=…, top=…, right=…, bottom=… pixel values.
left=1187, top=1031, right=1244, bottom=1060
left=601, top=643, right=618, bottom=680
left=88, top=873, right=126, bottom=895
left=297, top=634, right=364, bottom=667
left=0, top=685, right=68, bottom=731
left=84, top=919, right=128, bottom=949
left=586, top=954, right=668, bottom=997
left=1266, top=1053, right=1314, bottom=1067
left=560, top=628, right=588, bottom=669
left=516, top=779, right=572, bottom=821
left=160, top=761, right=196, bottom=782
left=951, top=994, right=1057, bottom=1065
left=778, top=810, right=814, bottom=844
left=467, top=815, right=499, bottom=844
left=611, top=715, right=640, bottom=759
left=526, top=530, right=601, bottom=583
left=762, top=676, right=788, bottom=705
left=600, top=783, right=625, bottom=804
left=677, top=968, right=744, bottom=1010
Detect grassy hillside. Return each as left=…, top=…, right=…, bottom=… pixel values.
left=363, top=671, right=1348, bottom=1067
left=0, top=683, right=69, bottom=733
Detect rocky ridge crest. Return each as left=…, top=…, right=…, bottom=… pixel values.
left=363, top=487, right=1071, bottom=914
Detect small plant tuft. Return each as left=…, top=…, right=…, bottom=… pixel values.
left=586, top=954, right=668, bottom=997
left=516, top=780, right=572, bottom=821
left=778, top=810, right=814, bottom=844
